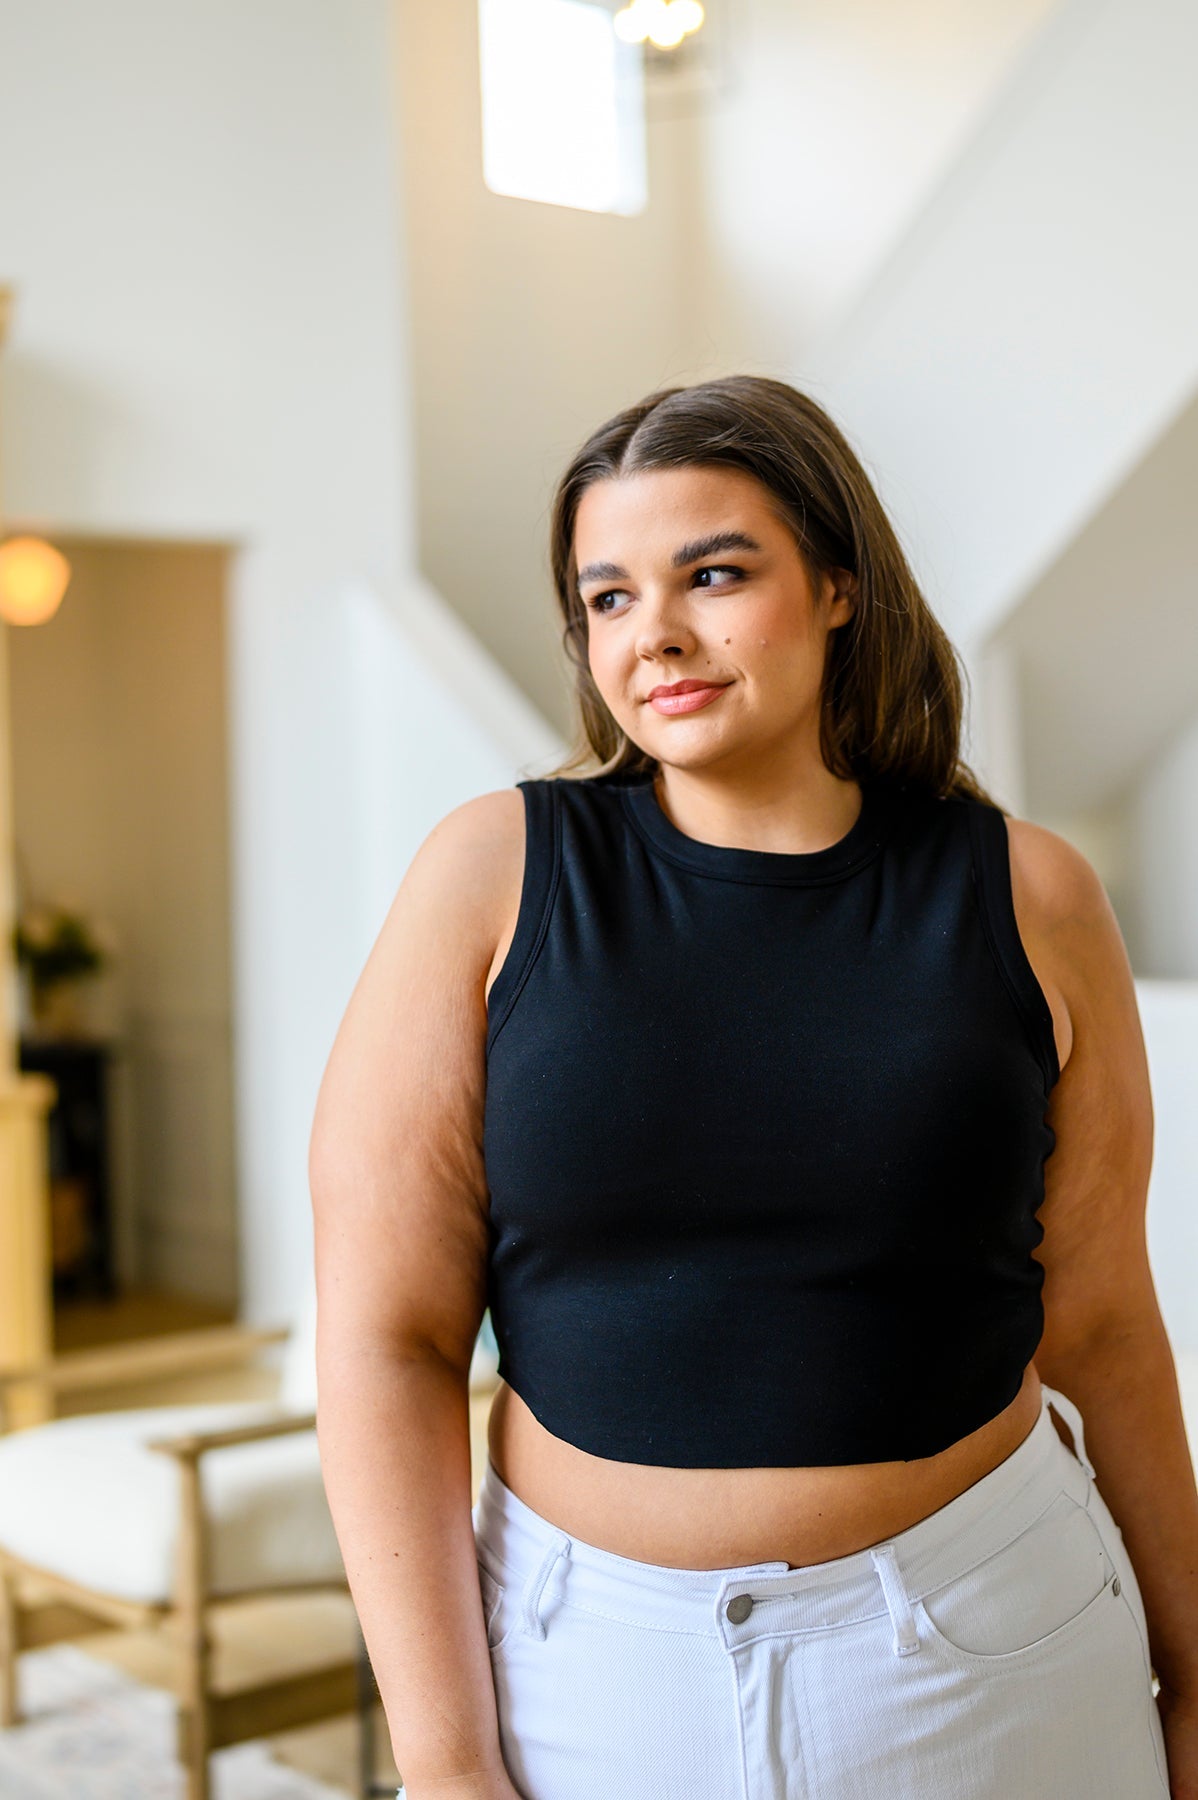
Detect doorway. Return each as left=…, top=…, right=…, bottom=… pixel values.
left=8, top=534, right=239, bottom=1353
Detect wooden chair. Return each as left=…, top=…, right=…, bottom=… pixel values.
left=0, top=1303, right=358, bottom=1800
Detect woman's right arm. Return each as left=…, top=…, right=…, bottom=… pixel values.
left=308, top=790, right=525, bottom=1800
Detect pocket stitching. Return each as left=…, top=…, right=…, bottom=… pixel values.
left=1113, top=1572, right=1155, bottom=1675
left=917, top=1565, right=1122, bottom=1671
left=1114, top=1591, right=1171, bottom=1795
left=914, top=1487, right=1106, bottom=1662
left=478, top=1562, right=520, bottom=1659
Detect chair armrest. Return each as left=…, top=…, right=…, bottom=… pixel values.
left=146, top=1409, right=317, bottom=1462
left=0, top=1324, right=292, bottom=1398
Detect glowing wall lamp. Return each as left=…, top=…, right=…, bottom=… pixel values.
left=0, top=536, right=71, bottom=627
left=614, top=0, right=705, bottom=51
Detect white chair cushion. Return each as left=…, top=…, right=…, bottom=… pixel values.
left=0, top=1403, right=344, bottom=1605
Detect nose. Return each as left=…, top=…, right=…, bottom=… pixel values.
left=635, top=594, right=698, bottom=660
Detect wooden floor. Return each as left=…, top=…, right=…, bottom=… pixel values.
left=35, top=1287, right=495, bottom=1798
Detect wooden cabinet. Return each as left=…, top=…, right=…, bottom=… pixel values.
left=17, top=1038, right=116, bottom=1297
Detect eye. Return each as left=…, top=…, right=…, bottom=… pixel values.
left=584, top=565, right=745, bottom=615
left=694, top=564, right=744, bottom=589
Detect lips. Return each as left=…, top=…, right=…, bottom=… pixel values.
left=647, top=680, right=732, bottom=716
left=647, top=680, right=730, bottom=699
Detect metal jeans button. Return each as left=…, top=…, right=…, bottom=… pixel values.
left=725, top=1594, right=753, bottom=1624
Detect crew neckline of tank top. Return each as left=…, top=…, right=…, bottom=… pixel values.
left=616, top=771, right=895, bottom=886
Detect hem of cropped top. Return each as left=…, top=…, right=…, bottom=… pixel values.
left=966, top=801, right=1061, bottom=1096
left=492, top=1356, right=1034, bottom=1468
left=619, top=770, right=898, bottom=887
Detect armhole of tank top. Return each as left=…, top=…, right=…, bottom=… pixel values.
left=484, top=778, right=562, bottom=1062
left=966, top=800, right=1061, bottom=1096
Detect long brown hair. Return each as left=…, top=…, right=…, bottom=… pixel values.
left=545, top=374, right=997, bottom=806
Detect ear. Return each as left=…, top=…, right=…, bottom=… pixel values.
left=827, top=569, right=858, bottom=627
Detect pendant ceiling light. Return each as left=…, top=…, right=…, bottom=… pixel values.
left=614, top=0, right=705, bottom=51
left=0, top=536, right=71, bottom=626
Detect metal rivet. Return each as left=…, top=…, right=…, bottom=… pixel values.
left=1112, top=1576, right=1122, bottom=1596
left=725, top=1594, right=753, bottom=1624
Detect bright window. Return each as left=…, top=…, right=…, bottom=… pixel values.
left=478, top=0, right=647, bottom=216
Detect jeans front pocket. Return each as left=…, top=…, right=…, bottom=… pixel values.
left=916, top=1487, right=1117, bottom=1668
left=477, top=1558, right=522, bottom=1660
left=1084, top=1476, right=1157, bottom=1665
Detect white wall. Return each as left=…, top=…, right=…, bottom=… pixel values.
left=1139, top=982, right=1198, bottom=1357
left=797, top=0, right=1198, bottom=667
left=974, top=387, right=1198, bottom=984
left=982, top=389, right=1198, bottom=826
left=697, top=0, right=1057, bottom=363
left=1122, top=724, right=1198, bottom=982
left=0, top=0, right=559, bottom=1324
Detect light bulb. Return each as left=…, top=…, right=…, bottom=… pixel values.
left=614, top=0, right=701, bottom=52
left=641, top=0, right=676, bottom=38
left=0, top=536, right=71, bottom=626
left=648, top=0, right=686, bottom=48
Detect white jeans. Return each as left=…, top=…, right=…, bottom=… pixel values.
left=435, top=1384, right=1169, bottom=1799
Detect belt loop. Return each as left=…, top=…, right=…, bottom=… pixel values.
left=519, top=1531, right=571, bottom=1641
left=1043, top=1384, right=1097, bottom=1480
left=870, top=1544, right=920, bottom=1656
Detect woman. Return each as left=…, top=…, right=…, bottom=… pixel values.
left=310, top=376, right=1196, bottom=1799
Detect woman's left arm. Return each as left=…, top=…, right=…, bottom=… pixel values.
left=1008, top=817, right=1198, bottom=1788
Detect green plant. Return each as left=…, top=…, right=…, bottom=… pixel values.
left=13, top=903, right=113, bottom=994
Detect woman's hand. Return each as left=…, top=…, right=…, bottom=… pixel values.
left=1158, top=1682, right=1198, bottom=1798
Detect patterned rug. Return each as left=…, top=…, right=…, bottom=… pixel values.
left=0, top=1644, right=350, bottom=1799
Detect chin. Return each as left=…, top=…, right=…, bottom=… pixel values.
left=652, top=744, right=734, bottom=774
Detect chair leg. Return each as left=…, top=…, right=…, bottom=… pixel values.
left=0, top=1564, right=20, bottom=1727
left=176, top=1623, right=213, bottom=1800
left=173, top=1456, right=212, bottom=1800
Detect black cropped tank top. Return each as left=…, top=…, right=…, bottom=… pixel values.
left=482, top=769, right=1060, bottom=1466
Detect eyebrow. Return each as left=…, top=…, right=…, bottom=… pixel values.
left=575, top=529, right=765, bottom=592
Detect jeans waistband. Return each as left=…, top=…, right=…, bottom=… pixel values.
left=473, top=1383, right=1095, bottom=1650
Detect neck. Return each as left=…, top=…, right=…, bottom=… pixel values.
left=651, top=763, right=865, bottom=857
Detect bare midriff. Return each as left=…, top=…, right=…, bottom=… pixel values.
left=485, top=1368, right=1044, bottom=1572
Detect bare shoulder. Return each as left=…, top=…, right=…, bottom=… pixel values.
left=1003, top=814, right=1115, bottom=940
left=415, top=786, right=525, bottom=900
left=310, top=785, right=526, bottom=1130
left=435, top=784, right=525, bottom=854
left=390, top=785, right=526, bottom=965
left=1000, top=817, right=1122, bottom=957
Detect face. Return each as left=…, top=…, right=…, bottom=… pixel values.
left=574, top=465, right=855, bottom=778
